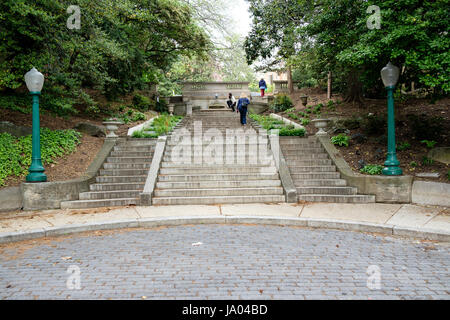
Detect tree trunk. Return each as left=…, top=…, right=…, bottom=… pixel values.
left=287, top=65, right=294, bottom=94
left=344, top=70, right=364, bottom=106
left=327, top=71, right=332, bottom=99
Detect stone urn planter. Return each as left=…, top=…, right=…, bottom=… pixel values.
left=300, top=95, right=308, bottom=106
left=102, top=120, right=123, bottom=138
left=168, top=103, right=175, bottom=116
left=311, top=119, right=331, bottom=136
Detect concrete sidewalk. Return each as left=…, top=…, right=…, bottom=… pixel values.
left=0, top=203, right=449, bottom=243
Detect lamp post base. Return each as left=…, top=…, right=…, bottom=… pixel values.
left=26, top=171, right=47, bottom=182
left=382, top=166, right=403, bottom=176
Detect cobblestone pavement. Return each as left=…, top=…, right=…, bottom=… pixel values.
left=0, top=225, right=449, bottom=300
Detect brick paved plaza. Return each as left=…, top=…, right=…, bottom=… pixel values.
left=0, top=224, right=448, bottom=300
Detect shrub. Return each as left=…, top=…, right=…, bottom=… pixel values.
left=327, top=100, right=336, bottom=111
left=422, top=156, right=434, bottom=165
left=0, top=129, right=81, bottom=186
left=269, top=94, right=293, bottom=112
left=341, top=117, right=362, bottom=130
left=331, top=134, right=350, bottom=147
left=287, top=113, right=299, bottom=120
left=361, top=114, right=385, bottom=135
left=410, top=161, right=418, bottom=167
left=301, top=118, right=310, bottom=126
left=132, top=111, right=146, bottom=122
left=420, top=140, right=437, bottom=149
left=406, top=114, right=443, bottom=141
left=278, top=127, right=306, bottom=136
left=312, top=104, right=323, bottom=114
left=360, top=164, right=383, bottom=175
left=132, top=93, right=151, bottom=111
left=397, top=142, right=411, bottom=151
left=155, top=99, right=168, bottom=113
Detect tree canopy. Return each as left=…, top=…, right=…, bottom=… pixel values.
left=245, top=0, right=450, bottom=100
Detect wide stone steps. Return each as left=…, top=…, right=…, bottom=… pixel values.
left=60, top=138, right=157, bottom=209
left=152, top=195, right=285, bottom=205
left=153, top=187, right=284, bottom=197
left=280, top=136, right=375, bottom=203
left=298, top=194, right=376, bottom=203
left=156, top=179, right=282, bottom=189
left=161, top=161, right=275, bottom=168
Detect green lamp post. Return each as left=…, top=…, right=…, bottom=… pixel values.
left=380, top=62, right=402, bottom=176
left=25, top=67, right=47, bottom=182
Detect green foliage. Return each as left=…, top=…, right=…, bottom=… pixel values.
left=132, top=94, right=151, bottom=112
left=132, top=114, right=182, bottom=138
left=361, top=114, right=386, bottom=135
left=422, top=156, right=434, bottom=166
left=407, top=114, right=444, bottom=141
left=331, top=134, right=350, bottom=147
left=341, top=117, right=362, bottom=130
left=245, top=0, right=450, bottom=100
left=155, top=99, right=169, bottom=113
left=132, top=112, right=146, bottom=122
left=420, top=140, right=437, bottom=149
left=410, top=161, right=418, bottom=167
left=300, top=118, right=310, bottom=126
left=0, top=129, right=81, bottom=186
left=287, top=113, right=299, bottom=120
left=327, top=100, right=336, bottom=111
left=360, top=164, right=383, bottom=175
left=278, top=126, right=306, bottom=137
left=312, top=104, right=323, bottom=114
left=397, top=142, right=411, bottom=151
left=269, top=94, right=293, bottom=112
left=0, top=0, right=210, bottom=110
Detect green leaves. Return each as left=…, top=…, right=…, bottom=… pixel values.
left=331, top=134, right=350, bottom=147
left=0, top=129, right=81, bottom=186
left=360, top=164, right=383, bottom=175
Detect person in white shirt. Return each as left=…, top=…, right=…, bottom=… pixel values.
left=227, top=93, right=236, bottom=112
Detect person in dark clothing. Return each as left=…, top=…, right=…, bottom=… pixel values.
left=226, top=93, right=236, bottom=112
left=237, top=93, right=250, bottom=125
left=259, top=78, right=267, bottom=97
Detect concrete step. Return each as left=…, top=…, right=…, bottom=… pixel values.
left=162, top=156, right=274, bottom=164
left=99, top=169, right=149, bottom=176
left=291, top=172, right=340, bottom=179
left=96, top=175, right=147, bottom=183
left=60, top=198, right=139, bottom=209
left=161, top=161, right=275, bottom=168
left=280, top=142, right=322, bottom=148
left=298, top=194, right=376, bottom=203
left=103, top=163, right=151, bottom=170
left=154, top=187, right=284, bottom=197
left=79, top=190, right=140, bottom=200
left=117, top=140, right=156, bottom=147
left=282, top=148, right=324, bottom=154
left=293, top=179, right=347, bottom=187
left=110, top=151, right=154, bottom=157
left=114, top=146, right=156, bottom=152
left=156, top=179, right=282, bottom=189
left=287, top=159, right=333, bottom=166
left=283, top=153, right=329, bottom=159
left=90, top=183, right=145, bottom=191
left=152, top=195, right=285, bottom=205
left=159, top=166, right=278, bottom=175
left=296, top=186, right=357, bottom=195
left=288, top=166, right=337, bottom=172
left=106, top=157, right=152, bottom=163
left=158, top=173, right=280, bottom=182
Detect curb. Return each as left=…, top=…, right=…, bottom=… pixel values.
left=0, top=216, right=449, bottom=244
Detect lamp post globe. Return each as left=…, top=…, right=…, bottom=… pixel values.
left=25, top=67, right=47, bottom=182
left=380, top=62, right=402, bottom=176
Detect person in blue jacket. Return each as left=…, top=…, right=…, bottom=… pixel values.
left=236, top=93, right=250, bottom=125
left=259, top=78, right=267, bottom=97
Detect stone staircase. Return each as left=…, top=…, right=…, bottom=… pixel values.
left=279, top=136, right=375, bottom=203
left=60, top=138, right=156, bottom=209
left=152, top=110, right=285, bottom=205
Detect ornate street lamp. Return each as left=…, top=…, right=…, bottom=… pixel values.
left=380, top=62, right=402, bottom=176
left=25, top=68, right=47, bottom=182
